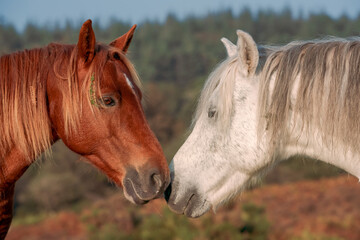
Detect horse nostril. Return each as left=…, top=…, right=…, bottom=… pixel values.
left=152, top=173, right=162, bottom=192
left=164, top=182, right=172, bottom=202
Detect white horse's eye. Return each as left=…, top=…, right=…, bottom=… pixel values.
left=208, top=109, right=216, bottom=118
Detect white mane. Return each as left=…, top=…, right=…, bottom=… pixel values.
left=258, top=38, right=360, bottom=159
left=195, top=56, right=240, bottom=131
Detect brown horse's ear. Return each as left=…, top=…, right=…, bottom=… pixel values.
left=77, top=19, right=96, bottom=66
left=110, top=24, right=137, bottom=53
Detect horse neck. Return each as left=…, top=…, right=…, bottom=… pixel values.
left=253, top=72, right=360, bottom=179
left=258, top=40, right=360, bottom=179
left=278, top=117, right=360, bottom=179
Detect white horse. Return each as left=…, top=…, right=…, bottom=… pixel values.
left=165, top=30, right=360, bottom=217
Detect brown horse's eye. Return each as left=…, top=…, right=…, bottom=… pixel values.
left=101, top=96, right=116, bottom=107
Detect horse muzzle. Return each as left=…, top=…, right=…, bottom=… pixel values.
left=122, top=166, right=169, bottom=205
left=164, top=181, right=211, bottom=218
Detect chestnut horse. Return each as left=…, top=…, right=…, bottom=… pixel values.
left=0, top=19, right=169, bottom=238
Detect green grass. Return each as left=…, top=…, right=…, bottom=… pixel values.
left=291, top=230, right=345, bottom=240
left=12, top=211, right=49, bottom=226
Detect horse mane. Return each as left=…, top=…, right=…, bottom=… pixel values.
left=194, top=55, right=240, bottom=131
left=258, top=37, right=360, bottom=156
left=0, top=47, right=53, bottom=161
left=0, top=43, right=141, bottom=162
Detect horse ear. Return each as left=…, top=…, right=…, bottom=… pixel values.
left=236, top=30, right=259, bottom=76
left=77, top=19, right=96, bottom=66
left=110, top=25, right=137, bottom=53
left=221, top=37, right=237, bottom=57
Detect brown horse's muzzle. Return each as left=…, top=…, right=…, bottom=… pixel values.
left=122, top=164, right=169, bottom=204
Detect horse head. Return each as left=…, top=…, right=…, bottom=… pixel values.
left=47, top=20, right=170, bottom=204
left=165, top=30, right=261, bottom=217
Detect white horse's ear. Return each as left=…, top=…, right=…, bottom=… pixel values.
left=236, top=30, right=259, bottom=76
left=221, top=37, right=237, bottom=58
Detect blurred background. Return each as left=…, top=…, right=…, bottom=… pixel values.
left=1, top=0, right=360, bottom=239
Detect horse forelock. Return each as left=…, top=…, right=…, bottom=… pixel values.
left=109, top=46, right=142, bottom=90
left=59, top=43, right=142, bottom=136
left=258, top=37, right=360, bottom=156
left=194, top=56, right=240, bottom=132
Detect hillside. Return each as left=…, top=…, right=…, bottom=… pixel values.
left=7, top=175, right=360, bottom=240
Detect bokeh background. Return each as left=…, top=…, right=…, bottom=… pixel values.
left=1, top=0, right=360, bottom=239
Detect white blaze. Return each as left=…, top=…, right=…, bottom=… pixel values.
left=124, top=73, right=135, bottom=92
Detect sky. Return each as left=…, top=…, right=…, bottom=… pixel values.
left=0, top=0, right=360, bottom=32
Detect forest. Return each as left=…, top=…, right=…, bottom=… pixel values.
left=2, top=8, right=360, bottom=239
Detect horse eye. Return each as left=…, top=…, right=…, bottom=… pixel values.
left=101, top=96, right=116, bottom=107
left=208, top=109, right=216, bottom=118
